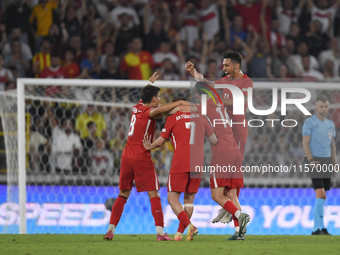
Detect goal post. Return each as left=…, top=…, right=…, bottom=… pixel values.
left=1, top=78, right=338, bottom=234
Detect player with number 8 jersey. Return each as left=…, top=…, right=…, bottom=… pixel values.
left=104, top=73, right=190, bottom=241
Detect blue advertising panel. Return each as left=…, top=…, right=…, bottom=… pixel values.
left=0, top=185, right=339, bottom=235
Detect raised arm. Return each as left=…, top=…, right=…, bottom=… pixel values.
left=163, top=2, right=171, bottom=32
left=143, top=3, right=151, bottom=35
left=200, top=33, right=209, bottom=66
left=175, top=33, right=185, bottom=66
left=306, top=0, right=314, bottom=12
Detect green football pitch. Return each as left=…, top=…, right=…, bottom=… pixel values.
left=1, top=235, right=340, bottom=255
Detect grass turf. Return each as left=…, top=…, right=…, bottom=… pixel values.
left=1, top=234, right=340, bottom=255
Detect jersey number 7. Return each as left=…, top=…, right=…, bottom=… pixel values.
left=185, top=122, right=196, bottom=145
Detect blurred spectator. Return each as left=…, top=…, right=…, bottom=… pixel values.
left=0, top=23, right=6, bottom=52
left=69, top=35, right=87, bottom=65
left=8, top=66, right=18, bottom=82
left=110, top=0, right=140, bottom=28
left=80, top=45, right=101, bottom=79
left=204, top=59, right=218, bottom=79
left=248, top=38, right=270, bottom=78
left=153, top=39, right=179, bottom=66
left=91, top=138, right=113, bottom=175
left=301, top=55, right=324, bottom=81
left=230, top=0, right=271, bottom=34
left=32, top=36, right=52, bottom=77
left=29, top=124, right=50, bottom=172
left=39, top=51, right=65, bottom=79
left=120, top=37, right=154, bottom=80
left=144, top=9, right=169, bottom=54
left=100, top=55, right=122, bottom=79
left=276, top=0, right=305, bottom=35
left=5, top=0, right=32, bottom=43
left=60, top=0, right=86, bottom=37
left=49, top=23, right=68, bottom=57
left=226, top=15, right=247, bottom=45
left=100, top=41, right=118, bottom=71
left=5, top=80, right=16, bottom=91
left=289, top=42, right=319, bottom=75
left=286, top=23, right=304, bottom=49
left=272, top=46, right=295, bottom=77
left=0, top=54, right=14, bottom=91
left=318, top=37, right=340, bottom=73
left=82, top=121, right=97, bottom=151
left=81, top=2, right=101, bottom=48
left=200, top=0, right=219, bottom=41
left=161, top=59, right=179, bottom=80
left=75, top=104, right=107, bottom=139
left=63, top=48, right=80, bottom=78
left=115, top=12, right=138, bottom=55
left=2, top=28, right=33, bottom=61
left=178, top=0, right=200, bottom=48
left=4, top=38, right=30, bottom=78
left=307, top=0, right=340, bottom=35
left=30, top=0, right=59, bottom=52
left=323, top=59, right=339, bottom=81
left=39, top=51, right=65, bottom=96
left=305, top=20, right=330, bottom=57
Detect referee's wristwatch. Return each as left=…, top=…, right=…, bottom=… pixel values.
left=309, top=158, right=315, bottom=163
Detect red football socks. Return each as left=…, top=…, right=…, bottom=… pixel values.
left=177, top=211, right=191, bottom=229
left=223, top=200, right=238, bottom=216
left=150, top=197, right=164, bottom=227
left=177, top=221, right=186, bottom=234
left=109, top=196, right=127, bottom=226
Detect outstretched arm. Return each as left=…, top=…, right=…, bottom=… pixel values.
left=149, top=100, right=190, bottom=119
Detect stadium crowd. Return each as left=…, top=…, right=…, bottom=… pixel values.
left=1, top=0, right=340, bottom=185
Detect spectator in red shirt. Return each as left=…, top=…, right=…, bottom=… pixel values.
left=120, top=37, right=154, bottom=80
left=230, top=0, right=271, bottom=34
left=63, top=48, right=80, bottom=79
left=39, top=51, right=65, bottom=96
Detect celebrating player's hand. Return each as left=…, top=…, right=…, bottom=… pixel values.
left=142, top=134, right=152, bottom=150
left=148, top=72, right=160, bottom=84
left=185, top=61, right=195, bottom=73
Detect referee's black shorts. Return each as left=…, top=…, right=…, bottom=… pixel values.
left=304, top=156, right=332, bottom=191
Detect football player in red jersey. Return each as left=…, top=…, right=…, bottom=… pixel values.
left=186, top=51, right=253, bottom=230
left=190, top=84, right=250, bottom=240
left=104, top=73, right=190, bottom=241
left=143, top=97, right=218, bottom=241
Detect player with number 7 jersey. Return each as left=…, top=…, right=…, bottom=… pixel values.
left=104, top=73, right=190, bottom=242
left=143, top=98, right=218, bottom=241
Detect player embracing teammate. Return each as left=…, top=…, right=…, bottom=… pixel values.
left=186, top=51, right=253, bottom=240
left=143, top=97, right=218, bottom=241
left=104, top=73, right=190, bottom=241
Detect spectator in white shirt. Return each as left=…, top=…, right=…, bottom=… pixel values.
left=318, top=37, right=340, bottom=73
left=307, top=0, right=340, bottom=35
left=2, top=28, right=32, bottom=60
left=301, top=55, right=324, bottom=81
left=0, top=54, right=14, bottom=91
left=200, top=0, right=219, bottom=41
left=110, top=0, right=140, bottom=28
left=289, top=42, right=319, bottom=76
left=47, top=105, right=82, bottom=175
left=179, top=0, right=200, bottom=48
left=161, top=59, right=180, bottom=81
left=153, top=39, right=179, bottom=66
left=91, top=138, right=113, bottom=176
left=276, top=0, right=306, bottom=35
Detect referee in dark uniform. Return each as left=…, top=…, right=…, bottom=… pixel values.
left=302, top=95, right=337, bottom=235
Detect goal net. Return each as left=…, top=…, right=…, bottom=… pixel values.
left=0, top=79, right=339, bottom=234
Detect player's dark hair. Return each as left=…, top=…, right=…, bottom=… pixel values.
left=87, top=121, right=95, bottom=128
left=223, top=51, right=242, bottom=66
left=140, top=85, right=160, bottom=104
left=316, top=95, right=328, bottom=103
left=172, top=97, right=187, bottom=102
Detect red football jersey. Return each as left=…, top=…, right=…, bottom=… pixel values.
left=39, top=66, right=66, bottom=78
left=122, top=101, right=156, bottom=161
left=196, top=99, right=239, bottom=155
left=161, top=111, right=214, bottom=174
left=216, top=74, right=253, bottom=135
